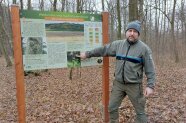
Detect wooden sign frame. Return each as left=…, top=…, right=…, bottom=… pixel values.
left=11, top=5, right=26, bottom=123
left=102, top=12, right=110, bottom=122
left=11, top=5, right=109, bottom=123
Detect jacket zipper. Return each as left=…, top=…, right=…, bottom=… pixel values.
left=122, top=45, right=131, bottom=84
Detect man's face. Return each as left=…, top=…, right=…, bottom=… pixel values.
left=126, top=29, right=139, bottom=42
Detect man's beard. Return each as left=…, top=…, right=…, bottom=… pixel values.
left=127, top=36, right=138, bottom=44
left=127, top=36, right=137, bottom=42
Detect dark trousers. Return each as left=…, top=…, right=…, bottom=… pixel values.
left=108, top=80, right=147, bottom=123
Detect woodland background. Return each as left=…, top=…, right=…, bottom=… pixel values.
left=0, top=0, right=186, bottom=123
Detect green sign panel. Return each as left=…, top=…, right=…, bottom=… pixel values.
left=20, top=10, right=102, bottom=21
left=20, top=10, right=103, bottom=70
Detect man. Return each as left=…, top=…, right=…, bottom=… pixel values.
left=79, top=20, right=156, bottom=123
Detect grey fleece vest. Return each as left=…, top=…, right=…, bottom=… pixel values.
left=86, top=40, right=156, bottom=88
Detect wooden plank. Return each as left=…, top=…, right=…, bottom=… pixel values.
left=102, top=12, right=109, bottom=123
left=11, top=5, right=26, bottom=123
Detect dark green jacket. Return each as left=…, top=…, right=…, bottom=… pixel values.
left=86, top=40, right=156, bottom=89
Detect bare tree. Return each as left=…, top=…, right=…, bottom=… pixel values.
left=128, top=0, right=138, bottom=21
left=12, top=0, right=16, bottom=4
left=77, top=0, right=81, bottom=13
left=27, top=0, right=32, bottom=10
left=138, top=0, right=145, bottom=41
left=162, top=0, right=167, bottom=55
left=53, top=0, right=57, bottom=11
left=117, top=0, right=121, bottom=39
left=20, top=0, right=23, bottom=9
left=138, top=0, right=144, bottom=21
left=154, top=0, right=160, bottom=61
left=48, top=0, right=58, bottom=11
left=102, top=0, right=104, bottom=11
left=180, top=0, right=186, bottom=44
left=39, top=0, right=44, bottom=11
left=6, top=0, right=186, bottom=65
left=106, top=0, right=117, bottom=41
left=171, top=0, right=179, bottom=62
left=59, top=0, right=65, bottom=12
left=121, top=0, right=128, bottom=39
left=0, top=16, right=12, bottom=66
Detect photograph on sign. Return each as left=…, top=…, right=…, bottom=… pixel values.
left=67, top=51, right=81, bottom=68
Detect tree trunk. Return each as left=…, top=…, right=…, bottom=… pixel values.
left=180, top=0, right=186, bottom=45
left=0, top=49, right=2, bottom=57
left=171, top=0, right=179, bottom=62
left=13, top=0, right=17, bottom=4
left=148, top=0, right=152, bottom=45
left=162, top=0, right=167, bottom=59
left=39, top=0, right=44, bottom=11
left=122, top=0, right=127, bottom=39
left=0, top=16, right=12, bottom=66
left=77, top=0, right=80, bottom=13
left=138, top=0, right=145, bottom=41
left=102, top=0, right=105, bottom=11
left=60, top=0, right=65, bottom=12
left=138, top=0, right=144, bottom=21
left=107, top=1, right=115, bottom=42
left=117, top=0, right=121, bottom=39
left=1, top=4, right=13, bottom=57
left=184, top=23, right=186, bottom=45
left=143, top=5, right=147, bottom=44
left=129, top=0, right=138, bottom=21
left=154, top=0, right=160, bottom=62
left=20, top=0, right=23, bottom=10
left=27, top=0, right=32, bottom=10
left=53, top=0, right=57, bottom=11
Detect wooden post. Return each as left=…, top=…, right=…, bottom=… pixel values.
left=11, top=5, right=26, bottom=123
left=102, top=12, right=109, bottom=123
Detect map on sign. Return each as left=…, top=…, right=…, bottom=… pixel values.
left=20, top=10, right=103, bottom=70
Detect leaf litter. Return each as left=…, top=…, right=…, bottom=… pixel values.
left=0, top=57, right=185, bottom=123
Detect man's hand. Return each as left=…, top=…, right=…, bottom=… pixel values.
left=76, top=52, right=87, bottom=59
left=144, top=87, right=154, bottom=97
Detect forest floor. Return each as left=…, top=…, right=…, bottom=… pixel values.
left=0, top=57, right=186, bottom=123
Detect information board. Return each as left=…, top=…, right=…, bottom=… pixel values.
left=20, top=10, right=103, bottom=70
